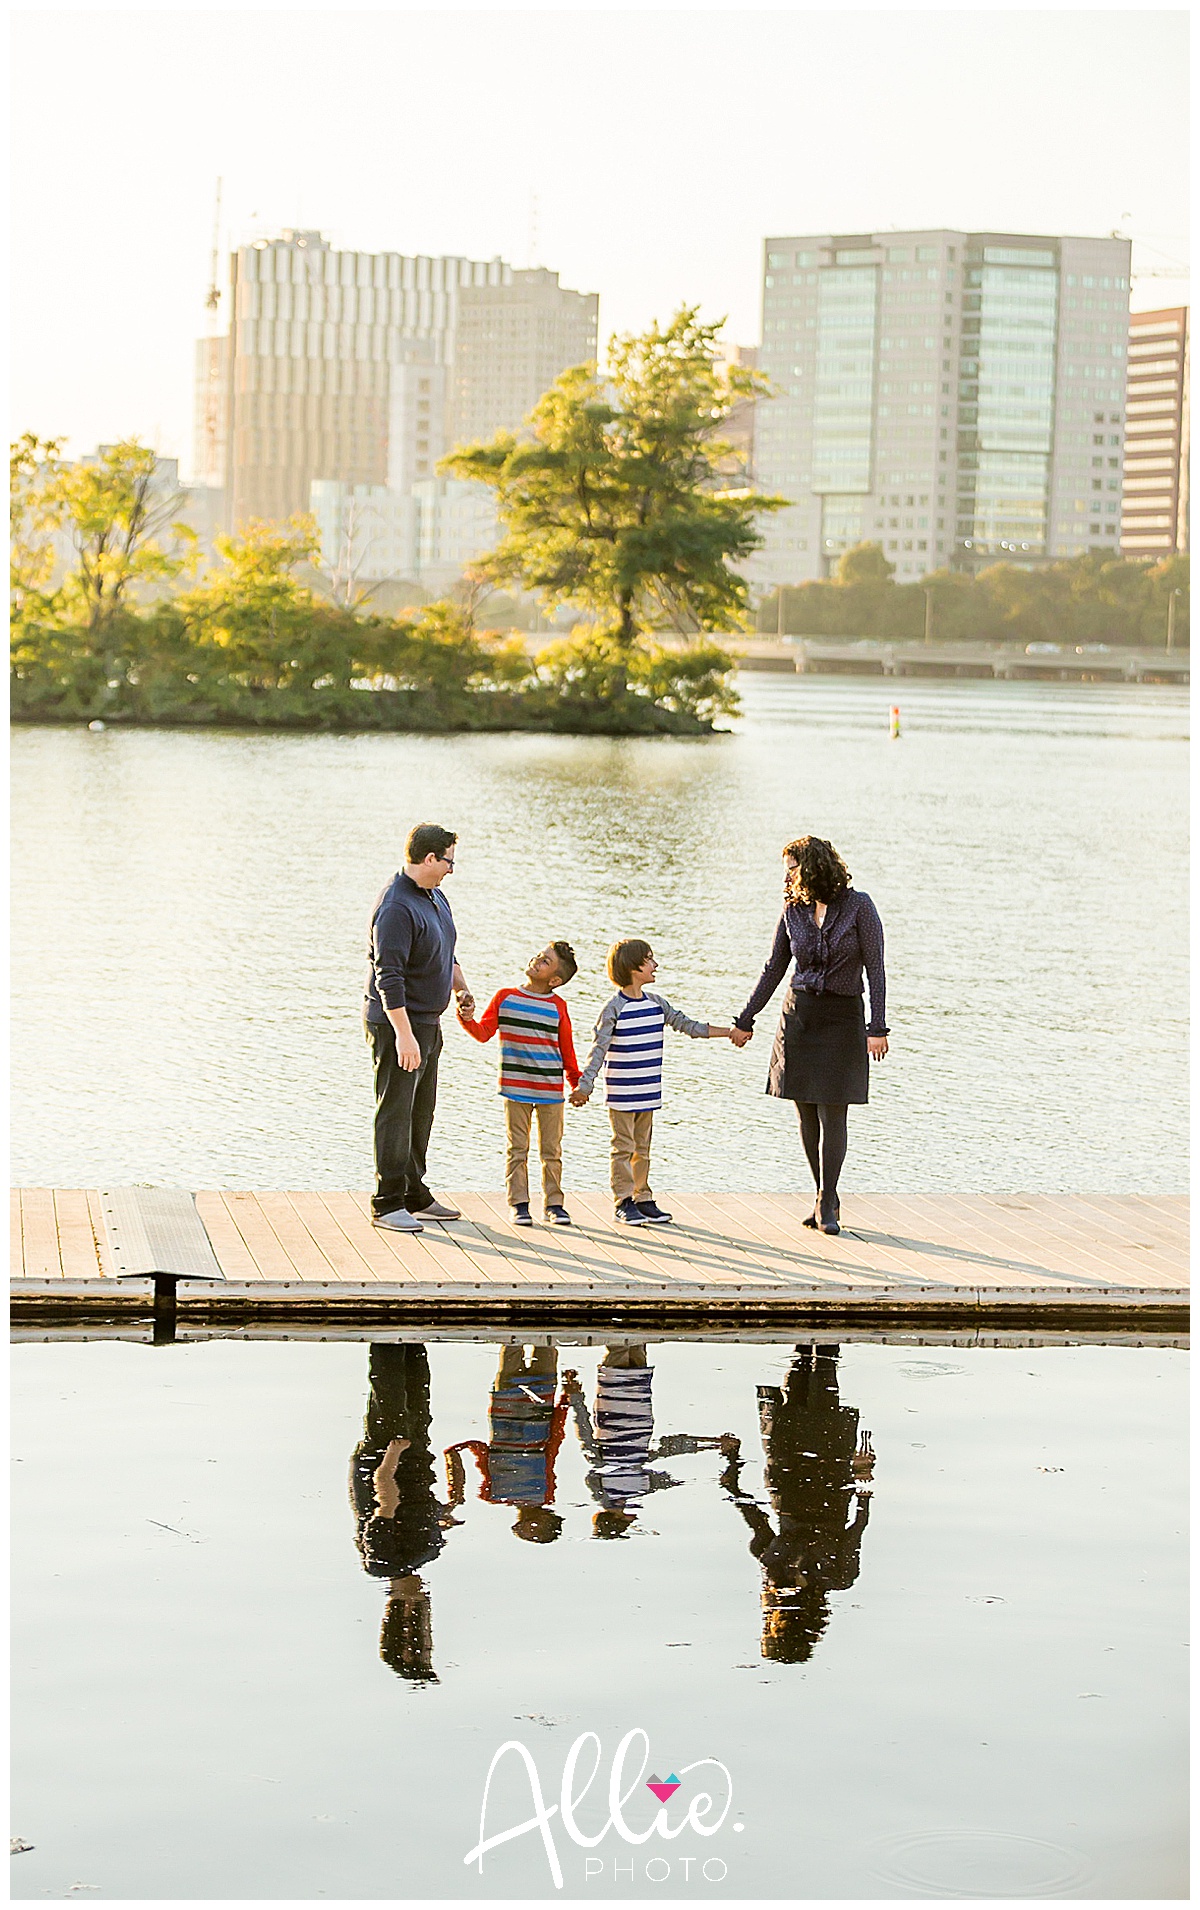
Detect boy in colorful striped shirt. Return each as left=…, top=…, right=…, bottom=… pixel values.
left=458, top=941, right=581, bottom=1226
left=571, top=939, right=731, bottom=1226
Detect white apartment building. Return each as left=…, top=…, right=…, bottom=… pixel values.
left=410, top=478, right=499, bottom=595
left=309, top=480, right=417, bottom=589
left=197, top=231, right=597, bottom=540
left=752, top=229, right=1132, bottom=584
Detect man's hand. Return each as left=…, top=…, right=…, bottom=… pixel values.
left=454, top=989, right=475, bottom=1020
left=569, top=1087, right=591, bottom=1107
left=867, top=1035, right=889, bottom=1061
left=730, top=1026, right=753, bottom=1048
left=397, top=1031, right=422, bottom=1071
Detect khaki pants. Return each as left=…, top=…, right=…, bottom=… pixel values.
left=609, top=1109, right=654, bottom=1205
left=505, top=1100, right=565, bottom=1207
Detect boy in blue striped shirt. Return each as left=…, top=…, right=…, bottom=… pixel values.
left=571, top=939, right=731, bottom=1225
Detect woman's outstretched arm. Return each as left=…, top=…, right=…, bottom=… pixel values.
left=732, top=913, right=793, bottom=1033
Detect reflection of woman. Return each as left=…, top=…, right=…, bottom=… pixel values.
left=732, top=837, right=888, bottom=1233
left=349, top=1343, right=457, bottom=1682
left=723, top=1344, right=874, bottom=1664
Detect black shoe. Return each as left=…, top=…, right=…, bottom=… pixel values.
left=544, top=1204, right=572, bottom=1226
left=817, top=1192, right=841, bottom=1235
left=510, top=1202, right=533, bottom=1227
left=635, top=1201, right=673, bottom=1224
left=804, top=1192, right=838, bottom=1231
left=614, top=1198, right=647, bottom=1226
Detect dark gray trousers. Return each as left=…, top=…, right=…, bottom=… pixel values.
left=367, top=1016, right=443, bottom=1216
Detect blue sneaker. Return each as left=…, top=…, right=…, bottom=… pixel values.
left=544, top=1205, right=572, bottom=1226
left=614, top=1198, right=647, bottom=1226
left=510, top=1202, right=533, bottom=1227
left=635, top=1201, right=673, bottom=1225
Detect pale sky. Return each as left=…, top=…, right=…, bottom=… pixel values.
left=11, top=5, right=1190, bottom=475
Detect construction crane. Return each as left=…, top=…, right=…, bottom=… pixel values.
left=206, top=178, right=223, bottom=314
left=200, top=179, right=224, bottom=487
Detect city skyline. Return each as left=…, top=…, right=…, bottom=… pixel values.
left=11, top=8, right=1189, bottom=470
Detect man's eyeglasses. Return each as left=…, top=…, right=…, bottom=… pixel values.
left=439, top=856, right=455, bottom=869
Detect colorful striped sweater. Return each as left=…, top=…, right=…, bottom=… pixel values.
left=460, top=987, right=581, bottom=1103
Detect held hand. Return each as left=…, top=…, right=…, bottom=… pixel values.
left=455, top=989, right=475, bottom=1020
left=729, top=1026, right=753, bottom=1048
left=397, top=1033, right=422, bottom=1071
left=867, top=1035, right=889, bottom=1061
left=569, top=1087, right=590, bottom=1108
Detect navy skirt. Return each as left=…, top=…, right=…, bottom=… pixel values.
left=766, top=989, right=869, bottom=1105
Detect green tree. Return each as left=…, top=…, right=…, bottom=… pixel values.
left=177, top=517, right=330, bottom=689
left=443, top=306, right=785, bottom=687
left=835, top=541, right=895, bottom=586
left=46, top=439, right=197, bottom=633
left=10, top=432, right=64, bottom=626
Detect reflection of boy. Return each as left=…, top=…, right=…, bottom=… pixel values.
left=458, top=942, right=580, bottom=1226
left=567, top=1347, right=737, bottom=1538
left=722, top=1343, right=874, bottom=1664
left=445, top=1346, right=574, bottom=1543
left=349, top=1343, right=459, bottom=1682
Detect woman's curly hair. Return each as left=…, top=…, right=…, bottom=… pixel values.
left=784, top=836, right=851, bottom=906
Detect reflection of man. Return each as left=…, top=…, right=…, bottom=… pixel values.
left=722, top=1344, right=874, bottom=1663
left=364, top=823, right=474, bottom=1232
left=349, top=1343, right=458, bottom=1681
left=445, top=1346, right=572, bottom=1543
left=567, top=1347, right=737, bottom=1539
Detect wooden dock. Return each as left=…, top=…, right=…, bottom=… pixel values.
left=10, top=1189, right=1188, bottom=1327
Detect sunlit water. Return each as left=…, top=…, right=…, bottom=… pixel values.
left=9, top=675, right=1189, bottom=1197
left=10, top=1335, right=1187, bottom=1900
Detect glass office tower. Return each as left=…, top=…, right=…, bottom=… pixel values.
left=753, top=229, right=1131, bottom=584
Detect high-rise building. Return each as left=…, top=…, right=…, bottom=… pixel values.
left=1121, top=306, right=1189, bottom=557
left=752, top=229, right=1132, bottom=583
left=448, top=267, right=598, bottom=449
left=197, top=231, right=597, bottom=533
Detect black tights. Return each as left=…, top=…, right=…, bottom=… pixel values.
left=797, top=1103, right=848, bottom=1198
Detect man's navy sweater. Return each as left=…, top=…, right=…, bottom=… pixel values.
left=364, top=871, right=457, bottom=1026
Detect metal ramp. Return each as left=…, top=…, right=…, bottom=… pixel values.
left=99, top=1188, right=224, bottom=1339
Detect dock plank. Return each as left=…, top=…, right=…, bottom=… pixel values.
left=54, top=1190, right=103, bottom=1282
left=20, top=1190, right=62, bottom=1281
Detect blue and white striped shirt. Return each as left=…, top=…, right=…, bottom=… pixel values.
left=606, top=994, right=666, bottom=1110
left=576, top=990, right=711, bottom=1111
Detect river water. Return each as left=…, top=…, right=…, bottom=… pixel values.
left=10, top=1334, right=1188, bottom=1900
left=10, top=677, right=1189, bottom=1900
left=9, top=675, right=1189, bottom=1197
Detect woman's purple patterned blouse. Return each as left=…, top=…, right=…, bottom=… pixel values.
left=734, top=888, right=889, bottom=1036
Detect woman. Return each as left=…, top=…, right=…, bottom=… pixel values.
left=731, top=837, right=889, bottom=1234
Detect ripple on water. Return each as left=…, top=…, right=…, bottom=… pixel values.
left=869, top=1827, right=1094, bottom=1897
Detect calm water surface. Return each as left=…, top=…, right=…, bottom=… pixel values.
left=10, top=1335, right=1187, bottom=1900
left=10, top=676, right=1188, bottom=1196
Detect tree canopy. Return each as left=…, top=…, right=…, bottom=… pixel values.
left=442, top=306, right=785, bottom=657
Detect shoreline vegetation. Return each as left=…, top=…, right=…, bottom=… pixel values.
left=11, top=311, right=780, bottom=739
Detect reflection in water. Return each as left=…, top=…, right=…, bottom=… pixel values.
left=349, top=1340, right=875, bottom=1683
left=723, top=1344, right=875, bottom=1664
left=349, top=1344, right=459, bottom=1683
left=444, top=1345, right=573, bottom=1544
left=567, top=1345, right=738, bottom=1538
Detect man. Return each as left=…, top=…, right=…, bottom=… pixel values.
left=365, top=823, right=474, bottom=1231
